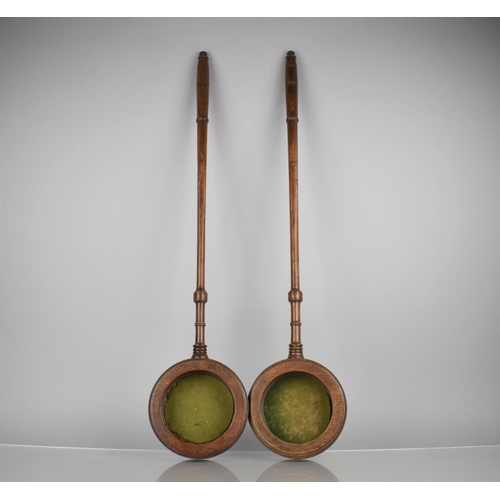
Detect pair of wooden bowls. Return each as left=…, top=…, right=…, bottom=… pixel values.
left=149, top=52, right=347, bottom=460
left=149, top=354, right=347, bottom=460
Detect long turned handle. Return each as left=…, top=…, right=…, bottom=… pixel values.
left=193, top=51, right=209, bottom=359
left=285, top=51, right=303, bottom=359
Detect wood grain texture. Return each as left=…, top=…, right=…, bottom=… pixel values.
left=193, top=50, right=209, bottom=358
left=249, top=358, right=346, bottom=459
left=248, top=51, right=347, bottom=459
left=149, top=358, right=248, bottom=459
left=149, top=52, right=248, bottom=459
left=285, top=51, right=303, bottom=358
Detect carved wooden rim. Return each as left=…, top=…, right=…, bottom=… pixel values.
left=149, top=358, right=248, bottom=459
left=249, top=358, right=347, bottom=459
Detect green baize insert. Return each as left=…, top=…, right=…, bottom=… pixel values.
left=264, top=374, right=331, bottom=444
left=164, top=373, right=234, bottom=443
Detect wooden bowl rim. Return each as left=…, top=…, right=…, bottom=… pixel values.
left=149, top=358, right=248, bottom=459
left=249, top=358, right=347, bottom=459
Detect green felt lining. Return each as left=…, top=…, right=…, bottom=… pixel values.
left=164, top=373, right=234, bottom=443
left=264, top=374, right=331, bottom=444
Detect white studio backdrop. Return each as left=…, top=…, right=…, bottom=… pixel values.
left=1, top=18, right=499, bottom=452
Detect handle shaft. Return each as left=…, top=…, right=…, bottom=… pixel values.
left=285, top=51, right=304, bottom=359
left=193, top=51, right=209, bottom=359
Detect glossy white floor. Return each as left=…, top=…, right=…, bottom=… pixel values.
left=1, top=444, right=499, bottom=482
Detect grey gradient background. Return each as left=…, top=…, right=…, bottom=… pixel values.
left=1, top=18, right=499, bottom=452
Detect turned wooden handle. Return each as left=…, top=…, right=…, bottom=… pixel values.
left=197, top=51, right=209, bottom=123
left=285, top=51, right=298, bottom=123
left=285, top=51, right=303, bottom=359
left=193, top=51, right=209, bottom=359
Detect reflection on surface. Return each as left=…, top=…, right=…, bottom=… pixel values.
left=258, top=460, right=339, bottom=482
left=157, top=460, right=239, bottom=482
